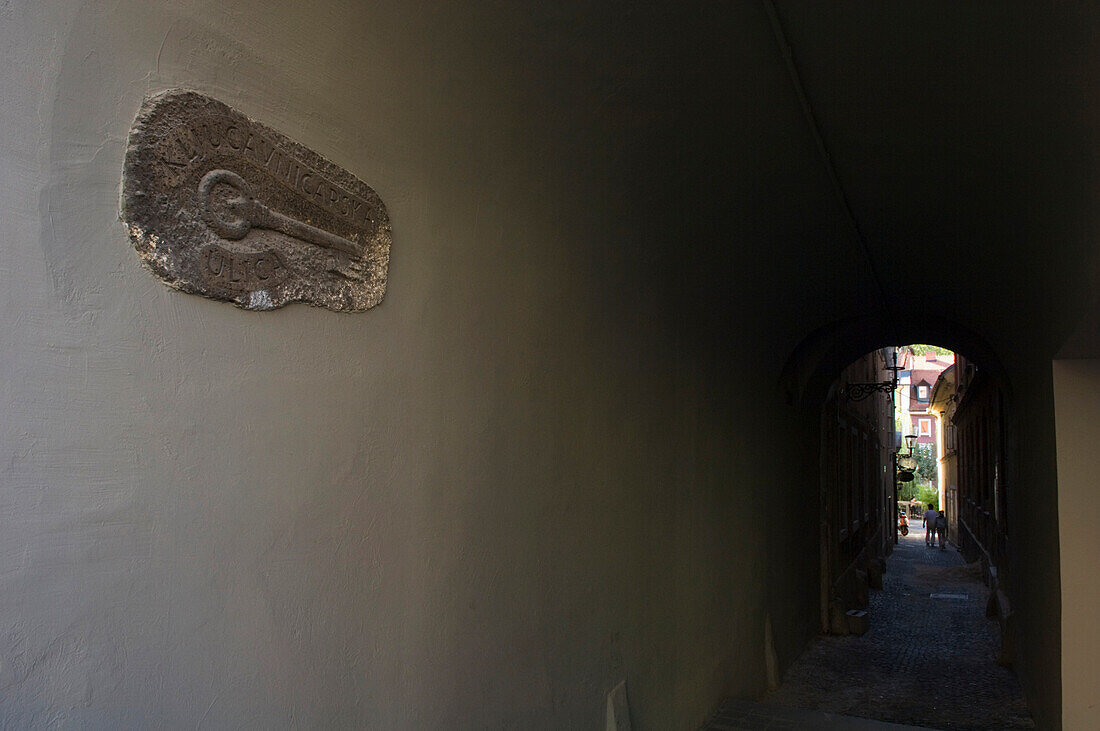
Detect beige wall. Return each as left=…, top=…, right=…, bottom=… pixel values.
left=1054, top=360, right=1100, bottom=729
left=0, top=2, right=828, bottom=727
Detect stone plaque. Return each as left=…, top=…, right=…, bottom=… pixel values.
left=120, top=90, right=390, bottom=311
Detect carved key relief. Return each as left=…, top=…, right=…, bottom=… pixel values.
left=121, top=90, right=390, bottom=311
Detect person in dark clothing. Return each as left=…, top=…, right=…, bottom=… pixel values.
left=935, top=509, right=948, bottom=549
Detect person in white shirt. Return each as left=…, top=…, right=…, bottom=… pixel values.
left=922, top=506, right=940, bottom=547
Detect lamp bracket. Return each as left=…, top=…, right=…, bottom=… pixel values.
left=841, top=381, right=895, bottom=401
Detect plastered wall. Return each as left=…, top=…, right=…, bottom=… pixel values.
left=1054, top=360, right=1100, bottom=728
left=0, top=2, right=829, bottom=727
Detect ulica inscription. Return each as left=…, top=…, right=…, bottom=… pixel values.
left=121, top=90, right=391, bottom=311
left=200, top=244, right=289, bottom=292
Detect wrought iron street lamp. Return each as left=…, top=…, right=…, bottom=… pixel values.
left=897, top=434, right=918, bottom=481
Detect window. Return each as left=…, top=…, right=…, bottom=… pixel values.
left=917, top=385, right=929, bottom=399
left=918, top=418, right=932, bottom=437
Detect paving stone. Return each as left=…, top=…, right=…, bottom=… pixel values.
left=701, top=531, right=1035, bottom=731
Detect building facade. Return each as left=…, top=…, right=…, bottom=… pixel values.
left=820, top=349, right=896, bottom=634
left=929, top=363, right=960, bottom=543
left=903, top=351, right=955, bottom=484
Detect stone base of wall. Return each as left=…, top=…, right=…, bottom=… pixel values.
left=827, top=528, right=886, bottom=635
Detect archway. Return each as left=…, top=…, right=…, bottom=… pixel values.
left=779, top=313, right=1010, bottom=410
left=768, top=321, right=1033, bottom=728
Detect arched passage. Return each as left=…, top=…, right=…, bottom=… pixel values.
left=770, top=319, right=1040, bottom=728
left=780, top=313, right=1010, bottom=410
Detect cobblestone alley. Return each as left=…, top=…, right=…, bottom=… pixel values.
left=703, top=528, right=1035, bottom=730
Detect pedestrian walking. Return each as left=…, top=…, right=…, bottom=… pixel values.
left=936, top=509, right=948, bottom=549
left=922, top=505, right=939, bottom=547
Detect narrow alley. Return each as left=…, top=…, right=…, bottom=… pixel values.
left=703, top=529, right=1034, bottom=731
